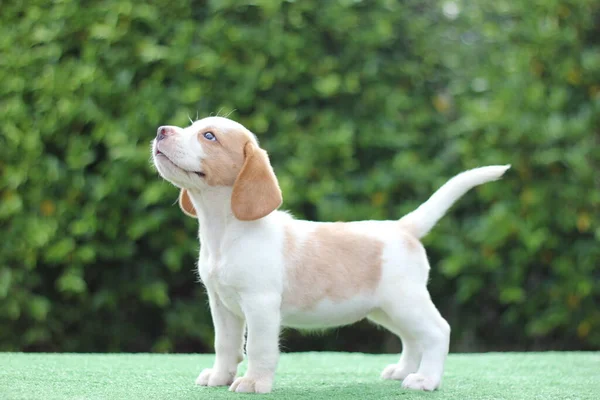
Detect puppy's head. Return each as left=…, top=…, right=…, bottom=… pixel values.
left=152, top=116, right=282, bottom=221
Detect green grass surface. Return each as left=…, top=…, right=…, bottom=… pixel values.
left=1, top=352, right=599, bottom=399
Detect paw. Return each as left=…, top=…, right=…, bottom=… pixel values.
left=381, top=363, right=413, bottom=381
left=401, top=373, right=440, bottom=391
left=195, top=368, right=235, bottom=387
left=229, top=376, right=273, bottom=393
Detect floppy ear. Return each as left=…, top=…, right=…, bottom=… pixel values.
left=231, top=142, right=282, bottom=221
left=178, top=189, right=197, bottom=218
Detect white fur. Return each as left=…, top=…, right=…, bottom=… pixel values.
left=152, top=117, right=510, bottom=393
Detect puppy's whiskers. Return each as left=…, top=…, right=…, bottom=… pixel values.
left=223, top=109, right=237, bottom=118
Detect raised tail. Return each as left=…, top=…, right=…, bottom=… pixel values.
left=399, top=165, right=510, bottom=239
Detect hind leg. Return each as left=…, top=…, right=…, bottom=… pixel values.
left=375, top=288, right=450, bottom=391
left=368, top=310, right=421, bottom=381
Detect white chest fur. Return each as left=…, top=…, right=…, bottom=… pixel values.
left=198, top=250, right=245, bottom=318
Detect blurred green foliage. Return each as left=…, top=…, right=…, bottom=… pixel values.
left=1, top=0, right=598, bottom=353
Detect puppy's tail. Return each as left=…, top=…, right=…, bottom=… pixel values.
left=399, top=165, right=510, bottom=239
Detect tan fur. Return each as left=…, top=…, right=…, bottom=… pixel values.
left=198, top=126, right=250, bottom=187
left=400, top=228, right=420, bottom=250
left=231, top=142, right=282, bottom=221
left=179, top=189, right=197, bottom=217
left=398, top=219, right=418, bottom=238
left=282, top=223, right=383, bottom=309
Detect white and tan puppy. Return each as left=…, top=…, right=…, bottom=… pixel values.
left=151, top=116, right=509, bottom=393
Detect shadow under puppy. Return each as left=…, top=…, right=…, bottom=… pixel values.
left=151, top=116, right=509, bottom=393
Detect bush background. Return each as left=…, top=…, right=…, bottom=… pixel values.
left=1, top=0, right=598, bottom=354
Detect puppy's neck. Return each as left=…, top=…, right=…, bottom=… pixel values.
left=186, top=186, right=235, bottom=253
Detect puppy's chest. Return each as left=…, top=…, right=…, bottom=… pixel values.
left=198, top=256, right=236, bottom=284
left=198, top=258, right=244, bottom=316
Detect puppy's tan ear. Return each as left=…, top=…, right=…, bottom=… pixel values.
left=231, top=142, right=282, bottom=221
left=178, top=189, right=197, bottom=218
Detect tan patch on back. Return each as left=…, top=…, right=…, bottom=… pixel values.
left=198, top=126, right=254, bottom=187
left=283, top=223, right=384, bottom=309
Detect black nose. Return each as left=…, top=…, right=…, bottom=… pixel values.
left=156, top=126, right=169, bottom=141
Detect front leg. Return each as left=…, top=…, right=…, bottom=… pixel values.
left=229, top=293, right=281, bottom=394
left=196, top=289, right=245, bottom=387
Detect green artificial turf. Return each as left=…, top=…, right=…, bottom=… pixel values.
left=1, top=352, right=599, bottom=399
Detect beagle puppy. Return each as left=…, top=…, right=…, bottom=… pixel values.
left=151, top=116, right=509, bottom=393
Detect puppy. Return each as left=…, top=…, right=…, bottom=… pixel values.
left=151, top=116, right=509, bottom=393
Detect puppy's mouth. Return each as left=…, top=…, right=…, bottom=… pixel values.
left=155, top=149, right=206, bottom=178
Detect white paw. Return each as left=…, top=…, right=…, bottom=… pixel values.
left=401, top=373, right=440, bottom=391
left=229, top=376, right=273, bottom=393
left=195, top=368, right=235, bottom=387
left=381, top=363, right=413, bottom=381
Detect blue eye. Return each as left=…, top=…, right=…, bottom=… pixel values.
left=203, top=132, right=216, bottom=141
